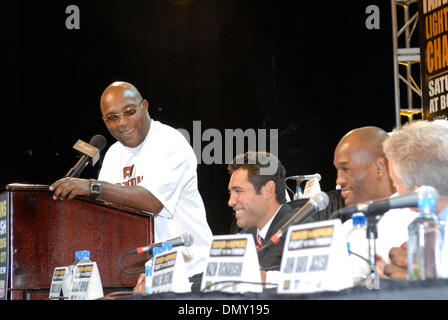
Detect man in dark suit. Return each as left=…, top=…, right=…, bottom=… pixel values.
left=245, top=202, right=294, bottom=271
left=227, top=151, right=295, bottom=281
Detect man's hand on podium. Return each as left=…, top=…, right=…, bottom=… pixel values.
left=384, top=242, right=408, bottom=279
left=49, top=177, right=90, bottom=200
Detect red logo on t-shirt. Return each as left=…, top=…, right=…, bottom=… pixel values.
left=123, top=165, right=134, bottom=179
left=121, top=164, right=143, bottom=186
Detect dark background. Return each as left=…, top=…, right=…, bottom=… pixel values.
left=3, top=0, right=414, bottom=235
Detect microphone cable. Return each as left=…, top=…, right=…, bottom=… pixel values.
left=118, top=250, right=146, bottom=275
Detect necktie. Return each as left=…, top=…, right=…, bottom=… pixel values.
left=256, top=234, right=264, bottom=249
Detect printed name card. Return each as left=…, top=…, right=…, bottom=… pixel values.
left=277, top=219, right=353, bottom=294
left=302, top=178, right=321, bottom=199
left=68, top=262, right=103, bottom=300
left=147, top=248, right=191, bottom=294
left=200, top=234, right=262, bottom=293
left=49, top=267, right=69, bottom=299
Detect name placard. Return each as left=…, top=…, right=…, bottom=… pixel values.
left=302, top=178, right=321, bottom=199
left=68, top=262, right=103, bottom=300
left=277, top=219, right=353, bottom=294
left=49, top=267, right=69, bottom=299
left=147, top=248, right=190, bottom=294
left=200, top=234, right=262, bottom=293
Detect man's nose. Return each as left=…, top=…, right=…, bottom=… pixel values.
left=228, top=193, right=236, bottom=208
left=117, top=113, right=130, bottom=127
left=335, top=171, right=346, bottom=188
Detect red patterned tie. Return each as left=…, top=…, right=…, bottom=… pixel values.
left=256, top=234, right=263, bottom=249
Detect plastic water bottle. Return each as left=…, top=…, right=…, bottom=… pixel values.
left=62, top=251, right=81, bottom=298
left=145, top=247, right=163, bottom=294
left=293, top=186, right=303, bottom=200
left=346, top=214, right=370, bottom=284
left=407, top=186, right=443, bottom=280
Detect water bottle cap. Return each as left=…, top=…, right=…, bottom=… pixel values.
left=152, top=247, right=163, bottom=255
left=76, top=250, right=90, bottom=260
left=417, top=186, right=439, bottom=213
left=352, top=214, right=366, bottom=226
left=161, top=241, right=173, bottom=251
left=418, top=197, right=437, bottom=213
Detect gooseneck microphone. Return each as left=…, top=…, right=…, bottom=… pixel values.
left=65, top=134, right=107, bottom=178
left=259, top=191, right=329, bottom=251
left=132, top=232, right=194, bottom=255
left=286, top=173, right=321, bottom=181
left=329, top=185, right=439, bottom=219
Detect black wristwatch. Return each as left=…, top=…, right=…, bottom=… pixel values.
left=89, top=179, right=102, bottom=199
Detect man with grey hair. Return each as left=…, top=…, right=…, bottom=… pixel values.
left=382, top=120, right=448, bottom=279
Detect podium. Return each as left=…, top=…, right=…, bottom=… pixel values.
left=0, top=184, right=154, bottom=300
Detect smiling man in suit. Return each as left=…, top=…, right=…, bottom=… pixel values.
left=227, top=151, right=295, bottom=282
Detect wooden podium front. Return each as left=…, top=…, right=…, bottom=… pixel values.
left=0, top=184, right=154, bottom=300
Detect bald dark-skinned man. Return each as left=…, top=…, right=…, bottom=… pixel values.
left=333, top=126, right=395, bottom=206
left=334, top=126, right=419, bottom=277
left=50, top=81, right=213, bottom=287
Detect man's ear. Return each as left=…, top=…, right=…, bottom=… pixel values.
left=142, top=99, right=149, bottom=111
left=261, top=180, right=276, bottom=200
left=375, top=157, right=388, bottom=178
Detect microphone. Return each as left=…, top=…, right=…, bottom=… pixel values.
left=65, top=134, right=107, bottom=178
left=329, top=185, right=439, bottom=219
left=133, top=232, right=194, bottom=255
left=287, top=173, right=321, bottom=182
left=260, top=191, right=329, bottom=250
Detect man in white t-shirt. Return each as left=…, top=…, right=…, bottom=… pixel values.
left=50, top=81, right=213, bottom=288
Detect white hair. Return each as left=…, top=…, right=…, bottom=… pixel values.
left=383, top=120, right=448, bottom=197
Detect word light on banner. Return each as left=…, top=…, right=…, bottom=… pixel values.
left=200, top=234, right=262, bottom=294
left=277, top=219, right=353, bottom=294
left=146, top=247, right=191, bottom=294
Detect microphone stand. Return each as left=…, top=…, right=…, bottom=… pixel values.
left=365, top=210, right=384, bottom=283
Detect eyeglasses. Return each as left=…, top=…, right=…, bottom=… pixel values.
left=103, top=100, right=143, bottom=124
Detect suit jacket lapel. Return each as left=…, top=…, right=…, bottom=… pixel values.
left=264, top=203, right=292, bottom=241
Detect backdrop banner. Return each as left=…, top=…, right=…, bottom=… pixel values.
left=419, top=0, right=448, bottom=120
